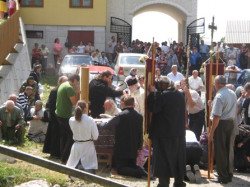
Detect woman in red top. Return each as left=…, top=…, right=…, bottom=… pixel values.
left=53, top=38, right=63, bottom=68
left=8, top=0, right=16, bottom=17
left=31, top=43, right=42, bottom=68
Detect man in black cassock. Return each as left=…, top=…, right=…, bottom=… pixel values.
left=43, top=76, right=68, bottom=158
left=148, top=76, right=186, bottom=187
left=100, top=95, right=147, bottom=178
left=89, top=70, right=124, bottom=118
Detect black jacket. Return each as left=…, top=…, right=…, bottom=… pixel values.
left=89, top=78, right=123, bottom=118
left=147, top=89, right=186, bottom=139
left=46, top=87, right=58, bottom=117
left=102, top=108, right=143, bottom=159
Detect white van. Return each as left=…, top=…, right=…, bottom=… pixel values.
left=114, top=53, right=147, bottom=81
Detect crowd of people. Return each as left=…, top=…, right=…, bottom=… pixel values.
left=1, top=35, right=250, bottom=187
left=0, top=0, right=17, bottom=19
left=0, top=69, right=46, bottom=144
left=30, top=34, right=250, bottom=84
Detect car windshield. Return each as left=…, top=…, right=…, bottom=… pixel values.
left=120, top=56, right=145, bottom=65
left=62, top=56, right=92, bottom=66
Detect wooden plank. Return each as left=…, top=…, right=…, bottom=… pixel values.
left=0, top=9, right=20, bottom=65
left=0, top=145, right=130, bottom=187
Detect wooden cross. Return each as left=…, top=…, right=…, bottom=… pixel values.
left=208, top=16, right=217, bottom=50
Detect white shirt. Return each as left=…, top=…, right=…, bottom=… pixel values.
left=77, top=45, right=85, bottom=53
left=167, top=72, right=185, bottom=83
left=161, top=45, right=170, bottom=54
left=226, top=48, right=238, bottom=60
left=105, top=107, right=121, bottom=116
left=213, top=46, right=224, bottom=53
left=186, top=89, right=205, bottom=114
left=91, top=56, right=99, bottom=62
left=129, top=86, right=145, bottom=115
left=107, top=41, right=116, bottom=53
left=227, top=59, right=236, bottom=66
left=66, top=114, right=99, bottom=170
left=188, top=76, right=204, bottom=91
left=186, top=130, right=198, bottom=142
left=41, top=47, right=49, bottom=58
left=70, top=114, right=98, bottom=142
left=28, top=108, right=48, bottom=135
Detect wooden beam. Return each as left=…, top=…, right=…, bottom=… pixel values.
left=0, top=145, right=129, bottom=187
left=17, top=39, right=23, bottom=44
left=80, top=67, right=89, bottom=104
left=2, top=60, right=12, bottom=65
left=10, top=48, right=18, bottom=53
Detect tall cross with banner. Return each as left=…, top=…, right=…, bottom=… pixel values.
left=206, top=16, right=221, bottom=179
left=208, top=16, right=217, bottom=50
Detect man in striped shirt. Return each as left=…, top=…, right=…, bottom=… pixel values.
left=17, top=86, right=33, bottom=121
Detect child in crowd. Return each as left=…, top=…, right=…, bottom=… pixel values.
left=228, top=55, right=236, bottom=66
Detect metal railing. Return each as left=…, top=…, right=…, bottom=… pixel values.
left=0, top=1, right=20, bottom=65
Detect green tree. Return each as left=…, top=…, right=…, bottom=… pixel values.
left=220, top=37, right=225, bottom=43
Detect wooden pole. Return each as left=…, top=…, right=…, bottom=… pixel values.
left=186, top=35, right=191, bottom=86
left=207, top=16, right=217, bottom=178
left=147, top=38, right=155, bottom=187
left=80, top=67, right=89, bottom=108
left=216, top=50, right=219, bottom=76
left=0, top=145, right=129, bottom=187
left=208, top=51, right=213, bottom=178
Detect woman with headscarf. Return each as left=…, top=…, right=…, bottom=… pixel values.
left=29, top=65, right=42, bottom=84
left=20, top=76, right=39, bottom=106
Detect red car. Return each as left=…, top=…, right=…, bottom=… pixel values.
left=76, top=64, right=117, bottom=82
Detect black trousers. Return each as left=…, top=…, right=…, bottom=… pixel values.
left=186, top=142, right=202, bottom=166
left=43, top=113, right=61, bottom=158
left=56, top=115, right=74, bottom=163
left=54, top=54, right=59, bottom=68
left=214, top=120, right=234, bottom=182
left=157, top=177, right=185, bottom=187
left=189, top=109, right=205, bottom=141
left=115, top=158, right=147, bottom=178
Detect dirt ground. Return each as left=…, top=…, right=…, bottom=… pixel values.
left=92, top=164, right=250, bottom=187
left=103, top=172, right=250, bottom=187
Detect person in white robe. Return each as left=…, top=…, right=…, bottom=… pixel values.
left=66, top=100, right=99, bottom=172
left=125, top=75, right=145, bottom=115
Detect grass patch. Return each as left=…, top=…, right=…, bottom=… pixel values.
left=40, top=75, right=57, bottom=106
left=0, top=75, right=105, bottom=186
left=0, top=161, right=68, bottom=187
left=0, top=19, right=6, bottom=25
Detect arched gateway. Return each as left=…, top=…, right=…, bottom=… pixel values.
left=106, top=0, right=197, bottom=47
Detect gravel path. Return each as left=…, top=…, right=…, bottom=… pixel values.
left=105, top=172, right=250, bottom=187
left=94, top=164, right=250, bottom=187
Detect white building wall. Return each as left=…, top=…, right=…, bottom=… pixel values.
left=106, top=0, right=197, bottom=49
left=25, top=25, right=106, bottom=68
